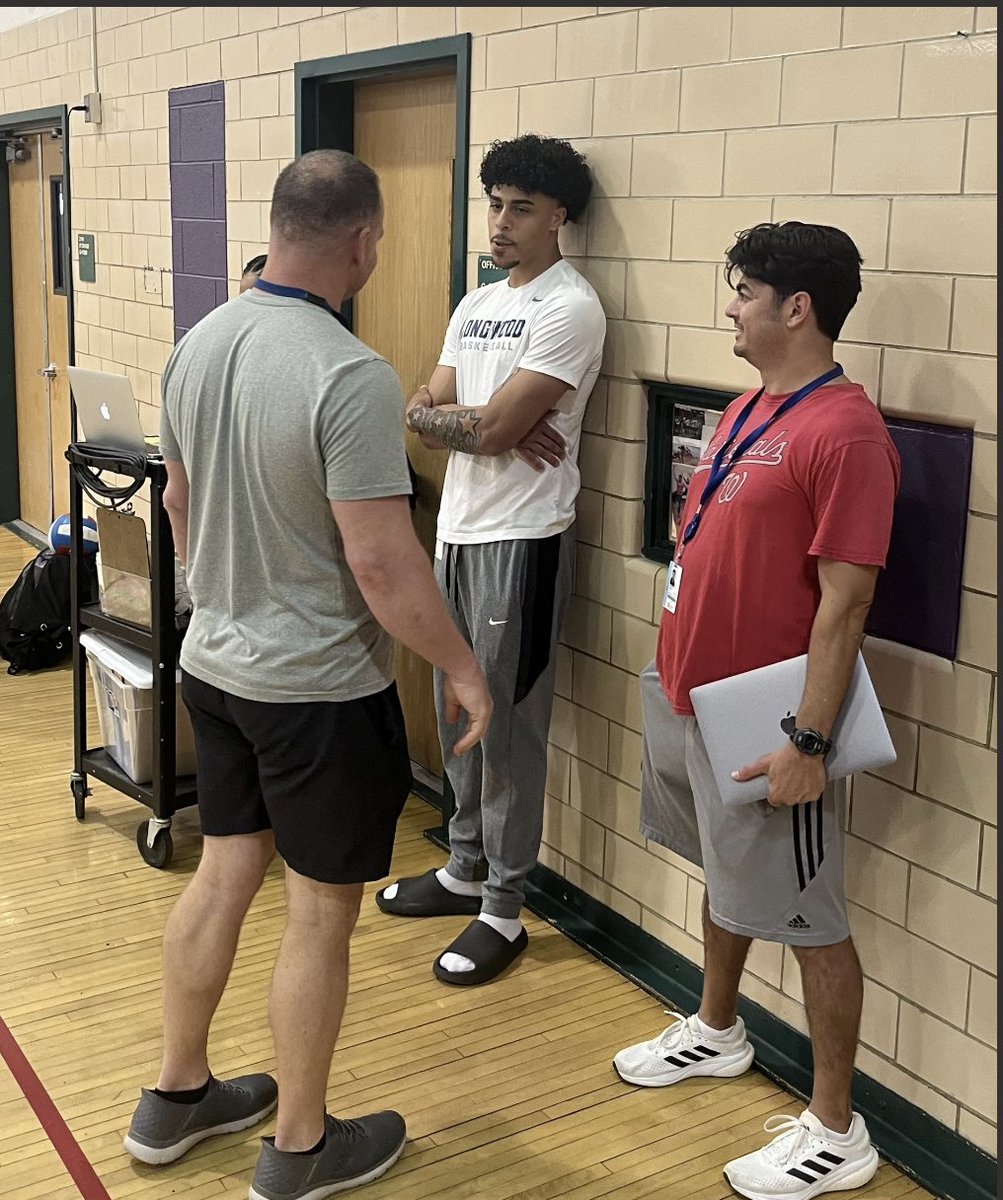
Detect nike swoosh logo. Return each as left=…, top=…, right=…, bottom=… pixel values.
left=488, top=618, right=508, bottom=626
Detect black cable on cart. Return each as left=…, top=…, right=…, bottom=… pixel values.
left=65, top=442, right=148, bottom=508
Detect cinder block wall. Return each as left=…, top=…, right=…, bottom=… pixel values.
left=1, top=5, right=995, bottom=1153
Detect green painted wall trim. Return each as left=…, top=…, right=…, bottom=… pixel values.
left=521, top=861, right=996, bottom=1200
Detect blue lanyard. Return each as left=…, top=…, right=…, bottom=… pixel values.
left=679, top=363, right=843, bottom=552
left=252, top=278, right=349, bottom=328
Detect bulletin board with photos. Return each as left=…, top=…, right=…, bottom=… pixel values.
left=642, top=381, right=734, bottom=567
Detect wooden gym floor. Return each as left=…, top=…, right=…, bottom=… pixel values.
left=0, top=527, right=935, bottom=1199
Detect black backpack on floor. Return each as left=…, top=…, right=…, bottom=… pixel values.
left=0, top=548, right=96, bottom=675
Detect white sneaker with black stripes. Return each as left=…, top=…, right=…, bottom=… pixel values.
left=724, top=1110, right=879, bottom=1199
left=612, top=1011, right=754, bottom=1086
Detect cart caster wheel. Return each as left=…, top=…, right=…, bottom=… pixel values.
left=136, top=821, right=174, bottom=869
left=70, top=775, right=89, bottom=821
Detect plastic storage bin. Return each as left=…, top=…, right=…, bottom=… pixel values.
left=79, top=629, right=197, bottom=784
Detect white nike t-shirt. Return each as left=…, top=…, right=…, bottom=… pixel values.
left=435, top=259, right=606, bottom=543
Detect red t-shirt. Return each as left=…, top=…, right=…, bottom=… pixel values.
left=656, top=380, right=900, bottom=715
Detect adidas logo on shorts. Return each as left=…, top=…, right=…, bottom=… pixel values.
left=787, top=913, right=811, bottom=930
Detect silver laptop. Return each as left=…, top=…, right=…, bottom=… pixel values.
left=689, top=651, right=896, bottom=807
left=68, top=366, right=149, bottom=454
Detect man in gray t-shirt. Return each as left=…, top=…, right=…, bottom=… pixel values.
left=160, top=287, right=407, bottom=704
left=124, top=151, right=491, bottom=1200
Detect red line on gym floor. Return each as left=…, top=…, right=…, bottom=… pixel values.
left=0, top=1013, right=112, bottom=1200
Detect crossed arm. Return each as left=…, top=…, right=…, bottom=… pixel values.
left=405, top=364, right=570, bottom=468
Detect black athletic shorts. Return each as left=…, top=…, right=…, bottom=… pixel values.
left=181, top=671, right=412, bottom=884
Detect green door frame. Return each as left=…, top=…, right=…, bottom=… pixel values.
left=295, top=34, right=471, bottom=316
left=0, top=104, right=74, bottom=525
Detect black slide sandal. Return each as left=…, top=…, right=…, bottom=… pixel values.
left=432, top=919, right=528, bottom=985
left=375, top=869, right=482, bottom=917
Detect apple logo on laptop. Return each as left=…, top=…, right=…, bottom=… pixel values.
left=100, top=403, right=111, bottom=421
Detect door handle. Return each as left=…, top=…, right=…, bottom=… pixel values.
left=38, top=362, right=58, bottom=379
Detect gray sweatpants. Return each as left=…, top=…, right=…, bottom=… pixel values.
left=433, top=527, right=576, bottom=919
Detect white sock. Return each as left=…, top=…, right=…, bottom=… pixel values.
left=435, top=868, right=482, bottom=897
left=813, top=1114, right=855, bottom=1141
left=695, top=1014, right=736, bottom=1039
left=479, top=913, right=523, bottom=941
left=439, top=913, right=524, bottom=974
left=380, top=869, right=481, bottom=903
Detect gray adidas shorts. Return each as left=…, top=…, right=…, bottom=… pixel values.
left=638, top=660, right=850, bottom=947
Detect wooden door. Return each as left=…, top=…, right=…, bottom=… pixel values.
left=354, top=74, right=455, bottom=778
left=42, top=134, right=71, bottom=523
left=8, top=129, right=69, bottom=534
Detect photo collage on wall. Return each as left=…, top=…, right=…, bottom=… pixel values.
left=669, top=406, right=722, bottom=543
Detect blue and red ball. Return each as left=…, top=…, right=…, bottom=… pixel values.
left=48, top=514, right=98, bottom=555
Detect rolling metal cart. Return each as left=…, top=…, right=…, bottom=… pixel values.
left=67, top=444, right=197, bottom=868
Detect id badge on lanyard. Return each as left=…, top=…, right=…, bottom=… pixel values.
left=662, top=560, right=682, bottom=613
left=663, top=363, right=844, bottom=616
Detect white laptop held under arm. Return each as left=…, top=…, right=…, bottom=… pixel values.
left=689, top=651, right=896, bottom=807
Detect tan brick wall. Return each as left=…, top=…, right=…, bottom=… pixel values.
left=1, top=5, right=995, bottom=1152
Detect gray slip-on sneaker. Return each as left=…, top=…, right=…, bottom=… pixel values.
left=249, top=1110, right=407, bottom=1200
left=124, top=1073, right=278, bottom=1165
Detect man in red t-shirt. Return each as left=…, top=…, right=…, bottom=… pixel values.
left=613, top=222, right=900, bottom=1200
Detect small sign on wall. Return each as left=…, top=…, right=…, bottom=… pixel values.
left=477, top=254, right=508, bottom=287
left=77, top=233, right=95, bottom=283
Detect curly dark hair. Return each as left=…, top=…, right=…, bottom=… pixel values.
left=480, top=134, right=593, bottom=223
left=725, top=221, right=863, bottom=341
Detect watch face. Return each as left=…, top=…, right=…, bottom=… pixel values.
left=795, top=730, right=827, bottom=755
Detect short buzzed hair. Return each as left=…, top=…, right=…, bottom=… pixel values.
left=270, top=149, right=381, bottom=243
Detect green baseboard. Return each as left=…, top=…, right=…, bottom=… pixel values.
left=521, top=860, right=996, bottom=1200
left=3, top=520, right=46, bottom=549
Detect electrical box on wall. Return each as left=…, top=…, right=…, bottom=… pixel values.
left=83, top=92, right=102, bottom=124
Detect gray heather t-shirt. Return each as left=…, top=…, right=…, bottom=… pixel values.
left=160, top=289, right=411, bottom=703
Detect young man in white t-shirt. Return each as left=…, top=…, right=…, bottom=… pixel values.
left=376, top=134, right=606, bottom=986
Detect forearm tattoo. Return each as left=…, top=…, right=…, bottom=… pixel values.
left=407, top=404, right=483, bottom=453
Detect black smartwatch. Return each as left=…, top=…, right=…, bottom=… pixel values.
left=788, top=727, right=832, bottom=757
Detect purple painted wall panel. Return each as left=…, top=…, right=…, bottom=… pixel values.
left=172, top=275, right=220, bottom=343
left=173, top=218, right=228, bottom=278
left=170, top=103, right=226, bottom=164
left=170, top=163, right=218, bottom=219
left=169, top=81, right=227, bottom=340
